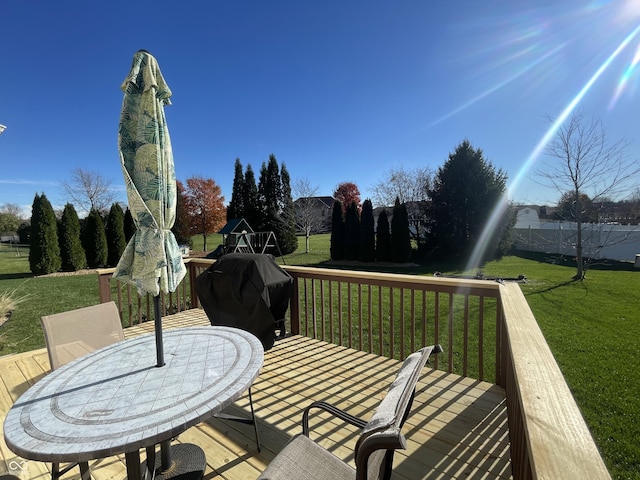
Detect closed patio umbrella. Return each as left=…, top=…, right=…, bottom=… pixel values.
left=114, top=50, right=186, bottom=368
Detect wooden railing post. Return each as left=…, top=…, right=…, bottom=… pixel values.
left=96, top=269, right=113, bottom=304
left=289, top=276, right=300, bottom=335
left=187, top=260, right=200, bottom=308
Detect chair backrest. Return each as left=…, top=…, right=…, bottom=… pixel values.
left=354, top=345, right=441, bottom=480
left=40, top=301, right=125, bottom=370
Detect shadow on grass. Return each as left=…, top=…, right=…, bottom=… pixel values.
left=511, top=250, right=637, bottom=272
left=0, top=273, right=34, bottom=281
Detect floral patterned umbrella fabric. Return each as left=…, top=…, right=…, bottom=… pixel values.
left=114, top=50, right=185, bottom=298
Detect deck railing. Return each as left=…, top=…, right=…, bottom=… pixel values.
left=96, top=258, right=610, bottom=480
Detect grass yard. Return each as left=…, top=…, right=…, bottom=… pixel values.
left=0, top=238, right=638, bottom=479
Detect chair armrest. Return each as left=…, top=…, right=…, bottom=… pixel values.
left=302, top=401, right=367, bottom=437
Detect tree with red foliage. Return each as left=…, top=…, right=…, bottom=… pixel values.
left=333, top=182, right=361, bottom=214
left=183, top=176, right=226, bottom=252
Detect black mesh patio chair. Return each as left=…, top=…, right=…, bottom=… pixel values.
left=257, top=345, right=443, bottom=480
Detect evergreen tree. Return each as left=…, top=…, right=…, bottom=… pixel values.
left=330, top=200, right=345, bottom=261
left=227, top=158, right=245, bottom=221
left=243, top=164, right=260, bottom=229
left=263, top=155, right=282, bottom=234
left=359, top=199, right=375, bottom=262
left=376, top=210, right=392, bottom=262
left=429, top=139, right=508, bottom=259
left=83, top=209, right=108, bottom=268
left=172, top=180, right=192, bottom=247
left=124, top=207, right=136, bottom=242
left=59, top=203, right=86, bottom=272
left=29, top=193, right=61, bottom=274
left=279, top=163, right=298, bottom=254
left=258, top=154, right=293, bottom=254
left=106, top=203, right=126, bottom=267
left=391, top=198, right=411, bottom=263
left=256, top=162, right=270, bottom=231
left=344, top=201, right=360, bottom=260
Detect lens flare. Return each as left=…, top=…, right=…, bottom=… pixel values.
left=609, top=43, right=640, bottom=109
left=465, top=23, right=640, bottom=272
left=428, top=44, right=564, bottom=128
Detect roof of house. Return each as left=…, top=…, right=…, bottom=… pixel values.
left=218, top=218, right=254, bottom=234
left=294, top=196, right=335, bottom=208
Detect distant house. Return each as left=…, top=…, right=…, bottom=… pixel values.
left=373, top=201, right=428, bottom=235
left=294, top=196, right=334, bottom=234
left=0, top=234, right=20, bottom=243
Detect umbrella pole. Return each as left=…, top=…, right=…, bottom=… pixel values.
left=153, top=295, right=173, bottom=472
left=153, top=295, right=165, bottom=367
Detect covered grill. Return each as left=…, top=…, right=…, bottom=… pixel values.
left=195, top=253, right=293, bottom=350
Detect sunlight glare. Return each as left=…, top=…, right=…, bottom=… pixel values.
left=465, top=21, right=640, bottom=272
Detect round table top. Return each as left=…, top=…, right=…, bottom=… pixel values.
left=3, top=326, right=264, bottom=463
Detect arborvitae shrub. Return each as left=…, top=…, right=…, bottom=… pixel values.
left=29, top=193, right=61, bottom=274
left=59, top=203, right=86, bottom=271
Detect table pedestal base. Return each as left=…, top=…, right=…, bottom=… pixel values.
left=142, top=443, right=206, bottom=480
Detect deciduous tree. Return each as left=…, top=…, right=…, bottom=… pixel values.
left=535, top=111, right=640, bottom=279
left=292, top=177, right=321, bottom=253
left=61, top=168, right=116, bottom=216
left=371, top=166, right=432, bottom=248
left=183, top=176, right=225, bottom=252
left=0, top=203, right=24, bottom=233
left=333, top=182, right=361, bottom=214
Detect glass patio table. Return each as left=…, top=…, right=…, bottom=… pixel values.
left=3, top=325, right=264, bottom=480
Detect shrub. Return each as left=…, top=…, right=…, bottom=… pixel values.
left=83, top=209, right=108, bottom=268
left=106, top=203, right=126, bottom=267
left=29, top=193, right=61, bottom=274
left=59, top=203, right=86, bottom=271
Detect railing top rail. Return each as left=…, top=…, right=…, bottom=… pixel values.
left=97, top=257, right=216, bottom=276
left=281, top=264, right=502, bottom=297
left=499, top=282, right=611, bottom=479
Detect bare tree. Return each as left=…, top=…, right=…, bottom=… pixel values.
left=292, top=177, right=320, bottom=253
left=535, top=111, right=640, bottom=279
left=61, top=168, right=117, bottom=215
left=371, top=166, right=433, bottom=248
left=371, top=166, right=432, bottom=207
left=0, top=203, right=24, bottom=219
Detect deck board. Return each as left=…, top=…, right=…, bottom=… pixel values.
left=1, top=309, right=511, bottom=479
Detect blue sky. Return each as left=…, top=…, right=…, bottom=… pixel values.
left=2, top=1, right=640, bottom=217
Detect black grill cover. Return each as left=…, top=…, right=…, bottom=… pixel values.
left=195, top=253, right=293, bottom=350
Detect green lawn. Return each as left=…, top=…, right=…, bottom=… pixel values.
left=0, top=238, right=638, bottom=479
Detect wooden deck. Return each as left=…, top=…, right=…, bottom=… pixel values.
left=0, top=309, right=511, bottom=480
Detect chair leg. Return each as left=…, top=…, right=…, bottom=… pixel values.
left=248, top=387, right=261, bottom=452
left=213, top=387, right=261, bottom=451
